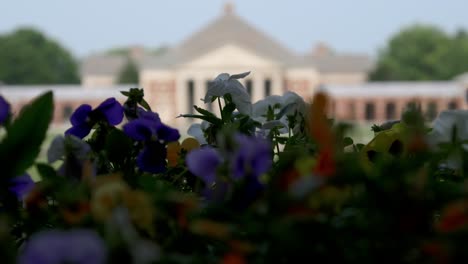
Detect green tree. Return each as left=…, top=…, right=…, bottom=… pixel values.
left=370, top=24, right=468, bottom=81
left=0, top=28, right=79, bottom=84
left=117, top=58, right=139, bottom=84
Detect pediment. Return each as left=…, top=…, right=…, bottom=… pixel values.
left=181, top=44, right=281, bottom=68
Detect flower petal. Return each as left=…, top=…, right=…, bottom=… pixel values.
left=95, top=98, right=124, bottom=125
left=136, top=143, right=167, bottom=174
left=47, top=135, right=65, bottom=163
left=9, top=174, right=35, bottom=200
left=139, top=110, right=161, bottom=123
left=70, top=104, right=92, bottom=126
left=156, top=123, right=180, bottom=142
left=18, top=229, right=106, bottom=264
left=0, top=95, right=11, bottom=125
left=123, top=119, right=154, bottom=141
left=187, top=123, right=208, bottom=145
left=231, top=134, right=272, bottom=179
left=65, top=124, right=92, bottom=139
left=186, top=147, right=222, bottom=185
left=204, top=73, right=252, bottom=115
left=229, top=71, right=250, bottom=80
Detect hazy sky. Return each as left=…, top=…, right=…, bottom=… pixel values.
left=1, top=0, right=467, bottom=58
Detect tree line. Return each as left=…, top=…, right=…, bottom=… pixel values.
left=0, top=28, right=138, bottom=85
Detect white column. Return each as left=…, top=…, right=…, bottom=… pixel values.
left=174, top=76, right=189, bottom=128
left=272, top=71, right=283, bottom=96
left=253, top=74, right=264, bottom=102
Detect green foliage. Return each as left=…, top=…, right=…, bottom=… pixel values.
left=117, top=58, right=139, bottom=84
left=3, top=82, right=468, bottom=263
left=370, top=24, right=468, bottom=80
left=0, top=91, right=53, bottom=178
left=0, top=28, right=79, bottom=84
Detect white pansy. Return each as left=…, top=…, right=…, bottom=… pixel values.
left=204, top=72, right=252, bottom=115
left=187, top=122, right=209, bottom=145
left=47, top=135, right=91, bottom=163
left=252, top=91, right=307, bottom=133
left=47, top=135, right=65, bottom=163
left=428, top=110, right=468, bottom=151
left=427, top=110, right=468, bottom=170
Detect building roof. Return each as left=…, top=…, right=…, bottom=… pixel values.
left=1, top=85, right=128, bottom=103
left=322, top=82, right=463, bottom=98
left=80, top=55, right=127, bottom=76
left=143, top=5, right=297, bottom=69
left=301, top=54, right=374, bottom=73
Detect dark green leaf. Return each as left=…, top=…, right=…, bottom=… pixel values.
left=0, top=91, right=53, bottom=178
left=139, top=99, right=152, bottom=111
left=343, top=137, right=354, bottom=147
left=105, top=129, right=133, bottom=165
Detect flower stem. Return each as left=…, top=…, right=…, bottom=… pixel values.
left=218, top=98, right=224, bottom=120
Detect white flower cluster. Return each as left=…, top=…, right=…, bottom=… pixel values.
left=188, top=72, right=308, bottom=143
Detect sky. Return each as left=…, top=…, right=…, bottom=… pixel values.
left=1, top=0, right=468, bottom=58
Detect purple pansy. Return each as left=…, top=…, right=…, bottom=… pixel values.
left=65, top=98, right=124, bottom=139
left=186, top=134, right=272, bottom=201
left=0, top=95, right=11, bottom=125
left=231, top=134, right=272, bottom=180
left=186, top=147, right=223, bottom=185
left=18, top=229, right=107, bottom=264
left=123, top=109, right=180, bottom=173
left=9, top=174, right=35, bottom=200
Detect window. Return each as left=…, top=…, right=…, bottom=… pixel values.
left=63, top=105, right=73, bottom=121
left=187, top=80, right=194, bottom=115
left=365, top=102, right=375, bottom=121
left=245, top=79, right=253, bottom=96
left=385, top=102, right=396, bottom=120
left=206, top=80, right=213, bottom=111
left=264, top=79, right=271, bottom=97
left=426, top=102, right=438, bottom=120
left=448, top=100, right=458, bottom=110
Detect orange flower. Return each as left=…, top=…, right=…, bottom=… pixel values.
left=61, top=201, right=90, bottom=225
left=436, top=200, right=468, bottom=233
left=313, top=147, right=336, bottom=177
left=167, top=138, right=200, bottom=167
left=308, top=92, right=336, bottom=177
left=221, top=252, right=246, bottom=264
left=308, top=92, right=334, bottom=150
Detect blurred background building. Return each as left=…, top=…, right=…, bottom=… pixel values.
left=1, top=2, right=467, bottom=128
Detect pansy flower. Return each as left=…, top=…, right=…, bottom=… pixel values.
left=204, top=72, right=252, bottom=115
left=186, top=134, right=272, bottom=201
left=18, top=229, right=107, bottom=264
left=65, top=98, right=124, bottom=139
left=0, top=95, right=10, bottom=126
left=47, top=135, right=94, bottom=180
left=9, top=174, right=35, bottom=201
left=123, top=110, right=180, bottom=173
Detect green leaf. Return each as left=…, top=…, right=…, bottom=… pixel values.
left=179, top=111, right=222, bottom=126
left=139, top=99, right=151, bottom=111
left=105, top=129, right=133, bottom=165
left=343, top=137, right=354, bottom=147
left=120, top=91, right=130, bottom=96
left=221, top=102, right=236, bottom=120
left=0, top=91, right=53, bottom=178
left=36, top=163, right=58, bottom=181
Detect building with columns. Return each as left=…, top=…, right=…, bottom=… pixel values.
left=1, top=3, right=467, bottom=129
left=136, top=3, right=372, bottom=127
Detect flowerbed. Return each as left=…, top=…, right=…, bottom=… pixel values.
left=0, top=72, right=467, bottom=263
